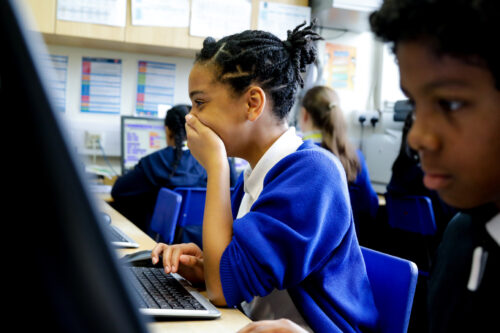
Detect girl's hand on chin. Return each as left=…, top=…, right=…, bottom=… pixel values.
left=185, top=114, right=227, bottom=172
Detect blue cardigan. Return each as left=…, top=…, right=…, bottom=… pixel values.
left=315, top=142, right=379, bottom=231
left=349, top=150, right=379, bottom=232
left=220, top=141, right=379, bottom=332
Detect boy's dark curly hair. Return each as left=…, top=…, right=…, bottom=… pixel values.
left=195, top=20, right=323, bottom=120
left=369, top=0, right=500, bottom=89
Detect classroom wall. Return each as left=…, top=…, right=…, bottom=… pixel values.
left=47, top=44, right=195, bottom=159
left=47, top=32, right=405, bottom=190
left=380, top=44, right=406, bottom=104
left=315, top=30, right=381, bottom=148
left=312, top=34, right=407, bottom=193
left=49, top=33, right=379, bottom=161
left=359, top=44, right=407, bottom=193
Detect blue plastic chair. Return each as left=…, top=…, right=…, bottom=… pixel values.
left=384, top=193, right=437, bottom=236
left=171, top=187, right=207, bottom=247
left=384, top=192, right=437, bottom=275
left=361, top=246, right=418, bottom=333
left=149, top=188, right=182, bottom=243
left=174, top=187, right=207, bottom=229
left=172, top=187, right=236, bottom=247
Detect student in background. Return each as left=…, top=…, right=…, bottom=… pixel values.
left=387, top=111, right=457, bottom=239
left=385, top=109, right=458, bottom=333
left=299, top=85, right=379, bottom=240
left=151, top=21, right=379, bottom=332
left=370, top=0, right=500, bottom=331
left=111, top=104, right=208, bottom=232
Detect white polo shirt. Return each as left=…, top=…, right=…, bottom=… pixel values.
left=467, top=213, right=500, bottom=292
left=237, top=127, right=303, bottom=218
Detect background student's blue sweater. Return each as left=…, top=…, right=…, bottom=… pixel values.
left=220, top=141, right=379, bottom=332
left=315, top=141, right=379, bottom=233
left=111, top=147, right=208, bottom=232
left=349, top=150, right=380, bottom=235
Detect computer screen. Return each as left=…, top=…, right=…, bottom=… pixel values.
left=121, top=116, right=167, bottom=174
left=2, top=0, right=148, bottom=331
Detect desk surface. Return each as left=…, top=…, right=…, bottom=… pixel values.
left=100, top=202, right=252, bottom=333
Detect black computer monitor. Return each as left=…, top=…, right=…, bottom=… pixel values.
left=1, top=1, right=148, bottom=331
left=121, top=116, right=167, bottom=174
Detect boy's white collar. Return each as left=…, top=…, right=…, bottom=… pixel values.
left=486, top=213, right=500, bottom=246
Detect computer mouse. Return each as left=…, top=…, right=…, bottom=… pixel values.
left=121, top=249, right=161, bottom=267
left=100, top=212, right=112, bottom=224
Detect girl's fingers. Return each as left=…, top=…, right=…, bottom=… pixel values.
left=185, top=114, right=200, bottom=132
left=150, top=243, right=203, bottom=274
left=172, top=243, right=202, bottom=271
left=178, top=242, right=203, bottom=257
left=179, top=254, right=199, bottom=267
left=151, top=243, right=166, bottom=264
left=162, top=245, right=174, bottom=273
left=170, top=246, right=182, bottom=273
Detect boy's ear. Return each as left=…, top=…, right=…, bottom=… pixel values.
left=245, top=86, right=266, bottom=121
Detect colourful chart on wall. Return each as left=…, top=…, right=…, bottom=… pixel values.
left=324, top=43, right=356, bottom=90
left=136, top=60, right=175, bottom=117
left=81, top=57, right=122, bottom=114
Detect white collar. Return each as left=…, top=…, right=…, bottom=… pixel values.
left=486, top=213, right=500, bottom=246
left=242, top=127, right=303, bottom=201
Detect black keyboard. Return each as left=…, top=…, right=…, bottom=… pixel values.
left=129, top=267, right=206, bottom=310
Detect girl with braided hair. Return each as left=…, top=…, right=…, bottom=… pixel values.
left=299, top=85, right=379, bottom=241
left=111, top=105, right=209, bottom=233
left=152, top=22, right=379, bottom=332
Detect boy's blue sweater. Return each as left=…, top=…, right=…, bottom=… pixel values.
left=220, top=141, right=379, bottom=332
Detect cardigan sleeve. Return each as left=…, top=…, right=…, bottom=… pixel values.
left=220, top=148, right=353, bottom=307
left=350, top=150, right=379, bottom=222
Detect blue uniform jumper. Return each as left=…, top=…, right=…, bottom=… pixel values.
left=220, top=140, right=379, bottom=332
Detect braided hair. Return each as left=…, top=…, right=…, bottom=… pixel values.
left=301, top=86, right=360, bottom=182
left=195, top=20, right=323, bottom=120
left=164, top=104, right=191, bottom=176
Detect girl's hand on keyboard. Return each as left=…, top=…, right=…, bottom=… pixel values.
left=151, top=242, right=205, bottom=285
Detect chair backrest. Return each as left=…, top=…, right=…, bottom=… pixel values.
left=172, top=187, right=236, bottom=247
left=149, top=188, right=182, bottom=243
left=174, top=187, right=207, bottom=228
left=384, top=192, right=437, bottom=235
left=361, top=246, right=418, bottom=333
